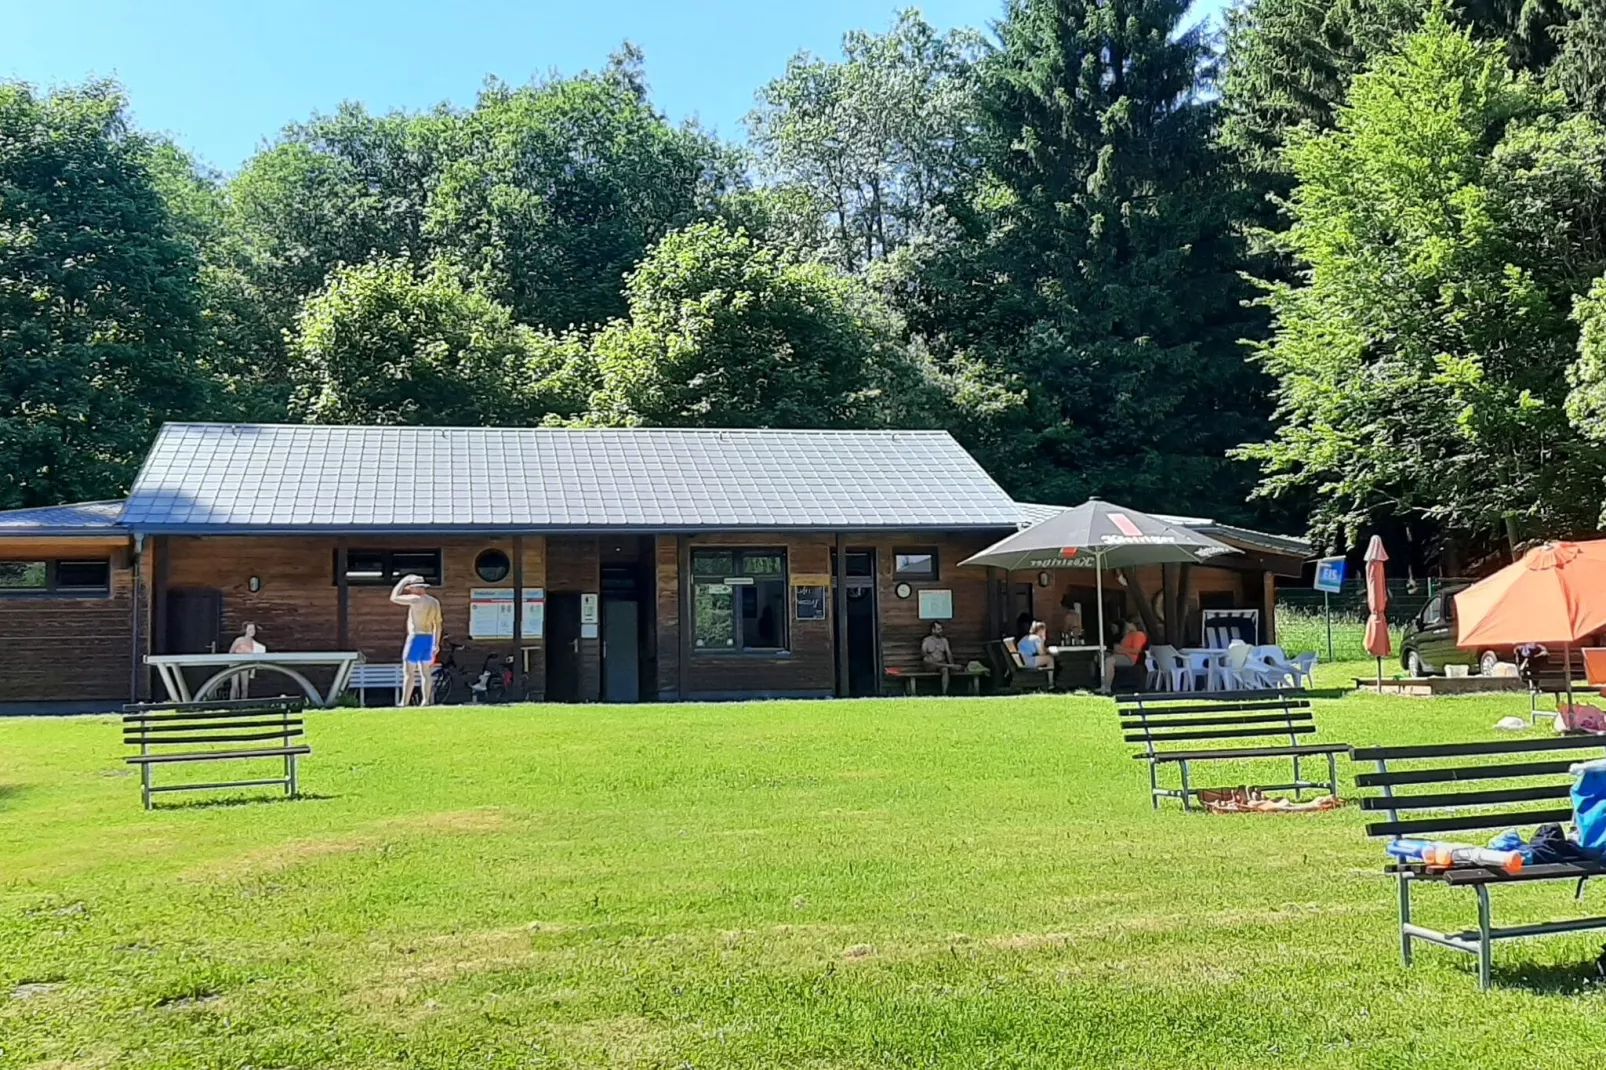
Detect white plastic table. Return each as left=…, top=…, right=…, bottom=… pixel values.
left=146, top=651, right=362, bottom=707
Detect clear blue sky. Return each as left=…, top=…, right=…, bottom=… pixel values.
left=2, top=0, right=1230, bottom=174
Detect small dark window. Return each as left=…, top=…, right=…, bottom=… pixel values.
left=0, top=559, right=110, bottom=596
left=475, top=548, right=511, bottom=583
left=55, top=560, right=111, bottom=591
left=893, top=549, right=938, bottom=580
left=829, top=551, right=875, bottom=577
left=335, top=549, right=443, bottom=586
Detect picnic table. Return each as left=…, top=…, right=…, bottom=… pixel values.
left=146, top=651, right=362, bottom=708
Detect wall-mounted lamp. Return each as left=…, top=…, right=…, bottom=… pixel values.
left=248, top=576, right=262, bottom=593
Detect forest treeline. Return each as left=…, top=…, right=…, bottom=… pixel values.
left=10, top=0, right=1606, bottom=564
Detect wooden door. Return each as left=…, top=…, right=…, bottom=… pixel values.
left=165, top=588, right=222, bottom=654
left=545, top=592, right=582, bottom=702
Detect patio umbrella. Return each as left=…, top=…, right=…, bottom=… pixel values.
left=1363, top=536, right=1390, bottom=685
left=1455, top=541, right=1606, bottom=708
left=960, top=499, right=1237, bottom=667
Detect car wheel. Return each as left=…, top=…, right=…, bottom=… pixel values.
left=1406, top=649, right=1427, bottom=677
left=1477, top=650, right=1500, bottom=675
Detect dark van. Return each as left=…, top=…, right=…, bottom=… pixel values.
left=1398, top=587, right=1511, bottom=676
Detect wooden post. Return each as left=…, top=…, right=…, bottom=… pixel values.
left=835, top=532, right=850, bottom=698
left=128, top=537, right=142, bottom=703
left=1119, top=566, right=1164, bottom=640
left=512, top=535, right=524, bottom=647
left=1262, top=570, right=1278, bottom=644
left=985, top=565, right=1000, bottom=640
left=1161, top=563, right=1179, bottom=646
left=677, top=535, right=692, bottom=702
left=153, top=535, right=170, bottom=655
left=335, top=539, right=350, bottom=650
left=1177, top=564, right=1195, bottom=647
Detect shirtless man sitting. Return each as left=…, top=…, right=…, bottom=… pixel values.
left=390, top=574, right=443, bottom=705
left=920, top=621, right=965, bottom=695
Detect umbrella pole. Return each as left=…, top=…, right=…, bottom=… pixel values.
left=1096, top=555, right=1107, bottom=693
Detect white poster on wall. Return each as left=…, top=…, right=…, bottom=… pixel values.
left=581, top=592, right=599, bottom=624
left=469, top=588, right=515, bottom=639
left=918, top=588, right=954, bottom=620
left=521, top=587, right=545, bottom=638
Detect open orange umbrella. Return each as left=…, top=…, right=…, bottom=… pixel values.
left=1455, top=541, right=1606, bottom=704
left=1363, top=536, right=1390, bottom=683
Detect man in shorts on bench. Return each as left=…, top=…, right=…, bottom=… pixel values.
left=921, top=622, right=966, bottom=695
left=390, top=574, right=443, bottom=706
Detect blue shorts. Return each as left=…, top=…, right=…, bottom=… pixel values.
left=404, top=634, right=436, bottom=664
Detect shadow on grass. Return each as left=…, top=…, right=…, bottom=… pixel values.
left=153, top=791, right=339, bottom=812
left=0, top=783, right=30, bottom=810
left=1489, top=955, right=1606, bottom=995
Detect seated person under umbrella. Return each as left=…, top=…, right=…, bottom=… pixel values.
left=1016, top=620, right=1054, bottom=669
left=1101, top=621, right=1149, bottom=693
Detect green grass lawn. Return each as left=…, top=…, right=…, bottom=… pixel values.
left=4, top=663, right=1606, bottom=1068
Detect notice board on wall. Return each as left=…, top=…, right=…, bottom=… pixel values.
left=469, top=588, right=515, bottom=639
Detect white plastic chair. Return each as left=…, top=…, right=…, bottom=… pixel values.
left=1150, top=645, right=1190, bottom=691
left=1290, top=651, right=1318, bottom=688
left=1221, top=641, right=1263, bottom=689
left=1251, top=645, right=1298, bottom=689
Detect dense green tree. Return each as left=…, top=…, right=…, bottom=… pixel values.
left=586, top=221, right=936, bottom=428
left=426, top=70, right=739, bottom=331
left=0, top=82, right=212, bottom=508
left=1241, top=11, right=1606, bottom=550
left=911, top=0, right=1267, bottom=517
left=748, top=10, right=985, bottom=275
left=288, top=256, right=590, bottom=427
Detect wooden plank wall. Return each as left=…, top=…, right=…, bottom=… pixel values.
left=0, top=537, right=134, bottom=703
left=161, top=535, right=550, bottom=698
left=656, top=536, right=679, bottom=699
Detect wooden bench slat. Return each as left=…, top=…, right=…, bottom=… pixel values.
left=1358, top=783, right=1573, bottom=811
left=124, top=698, right=303, bottom=714
left=1351, top=736, right=1606, bottom=762
left=125, top=718, right=304, bottom=735
left=1121, top=711, right=1313, bottom=730
left=1143, top=742, right=1348, bottom=762
left=1439, top=861, right=1606, bottom=885
left=1364, top=806, right=1576, bottom=839
left=1116, top=700, right=1310, bottom=717
left=122, top=729, right=305, bottom=747
left=1354, top=758, right=1587, bottom=788
left=1126, top=724, right=1316, bottom=745
left=127, top=746, right=311, bottom=766
left=123, top=707, right=305, bottom=724
left=1114, top=689, right=1307, bottom=703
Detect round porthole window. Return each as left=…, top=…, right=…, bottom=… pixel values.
left=474, top=548, right=511, bottom=583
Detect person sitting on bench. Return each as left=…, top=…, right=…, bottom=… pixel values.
left=1017, top=621, right=1054, bottom=670
left=1102, top=620, right=1148, bottom=694
left=920, top=622, right=965, bottom=695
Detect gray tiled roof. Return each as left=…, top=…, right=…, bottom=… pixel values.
left=122, top=424, right=1025, bottom=532
left=0, top=500, right=127, bottom=535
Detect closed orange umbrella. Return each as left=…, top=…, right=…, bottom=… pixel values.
left=1455, top=541, right=1606, bottom=646
left=1363, top=536, right=1391, bottom=663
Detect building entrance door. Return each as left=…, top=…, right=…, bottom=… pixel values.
left=545, top=592, right=583, bottom=703
left=165, top=588, right=222, bottom=654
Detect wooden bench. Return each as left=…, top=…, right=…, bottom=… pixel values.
left=348, top=662, right=405, bottom=705
left=1353, top=735, right=1606, bottom=989
left=985, top=640, right=1054, bottom=692
left=1526, top=651, right=1590, bottom=723
left=1118, top=689, right=1346, bottom=811
left=123, top=697, right=309, bottom=809
left=884, top=668, right=982, bottom=696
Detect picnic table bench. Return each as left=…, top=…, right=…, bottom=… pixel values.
left=1117, top=689, right=1347, bottom=811
left=884, top=668, right=983, bottom=696
left=985, top=639, right=1054, bottom=693
left=123, top=697, right=309, bottom=809
left=1353, top=735, right=1606, bottom=989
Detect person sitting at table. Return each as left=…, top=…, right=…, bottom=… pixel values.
left=920, top=622, right=965, bottom=695
left=1016, top=620, right=1054, bottom=669
left=1101, top=620, right=1149, bottom=694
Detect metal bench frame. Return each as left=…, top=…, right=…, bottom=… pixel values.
left=1118, top=689, right=1347, bottom=811
left=1354, top=735, right=1606, bottom=989
left=123, top=698, right=309, bottom=809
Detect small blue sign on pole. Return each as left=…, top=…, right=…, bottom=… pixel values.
left=1314, top=557, right=1347, bottom=594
